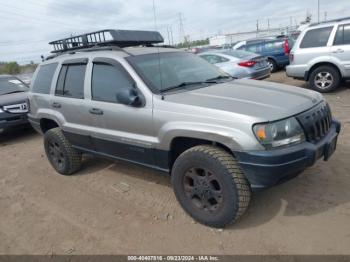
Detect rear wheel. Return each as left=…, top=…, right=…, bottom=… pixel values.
left=171, top=145, right=251, bottom=228
left=309, top=65, right=341, bottom=93
left=44, top=128, right=82, bottom=175
left=267, top=58, right=277, bottom=73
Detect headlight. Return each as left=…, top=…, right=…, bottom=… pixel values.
left=253, top=117, right=305, bottom=149
left=0, top=108, right=3, bottom=113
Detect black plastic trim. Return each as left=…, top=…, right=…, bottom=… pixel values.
left=235, top=120, right=341, bottom=191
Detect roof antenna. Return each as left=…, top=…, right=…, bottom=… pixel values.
left=152, top=0, right=164, bottom=99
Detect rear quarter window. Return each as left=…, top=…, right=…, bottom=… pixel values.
left=32, top=63, right=58, bottom=94
left=300, top=27, right=333, bottom=48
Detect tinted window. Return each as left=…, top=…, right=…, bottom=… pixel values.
left=32, top=63, right=58, bottom=94
left=200, top=54, right=229, bottom=64
left=264, top=41, right=283, bottom=51
left=300, top=27, right=333, bottom=48
left=245, top=43, right=262, bottom=53
left=55, top=64, right=86, bottom=99
left=55, top=65, right=67, bottom=96
left=334, top=24, right=350, bottom=45
left=92, top=63, right=134, bottom=103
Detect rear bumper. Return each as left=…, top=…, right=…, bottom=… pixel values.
left=234, top=120, right=341, bottom=191
left=0, top=112, right=28, bottom=131
left=251, top=67, right=271, bottom=80
left=286, top=64, right=308, bottom=79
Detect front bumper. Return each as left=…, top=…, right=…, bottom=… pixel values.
left=0, top=112, right=28, bottom=131
left=235, top=120, right=341, bottom=191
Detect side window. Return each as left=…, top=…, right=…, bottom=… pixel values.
left=55, top=64, right=86, bottom=99
left=334, top=24, right=350, bottom=45
left=264, top=41, right=283, bottom=51
left=245, top=44, right=262, bottom=53
left=200, top=55, right=228, bottom=64
left=91, top=63, right=134, bottom=103
left=300, top=26, right=333, bottom=48
left=32, top=63, right=58, bottom=94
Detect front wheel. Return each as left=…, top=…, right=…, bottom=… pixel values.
left=171, top=145, right=251, bottom=228
left=44, top=128, right=82, bottom=175
left=309, top=65, right=341, bottom=93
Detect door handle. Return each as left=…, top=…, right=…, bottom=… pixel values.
left=52, top=102, right=61, bottom=108
left=333, top=49, right=344, bottom=53
left=89, top=108, right=104, bottom=115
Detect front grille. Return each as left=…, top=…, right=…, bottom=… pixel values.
left=296, top=102, right=332, bottom=143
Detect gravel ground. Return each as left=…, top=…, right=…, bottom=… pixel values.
left=0, top=71, right=350, bottom=255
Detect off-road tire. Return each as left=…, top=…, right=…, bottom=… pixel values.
left=309, top=65, right=341, bottom=93
left=44, top=128, right=82, bottom=175
left=171, top=145, right=251, bottom=228
left=267, top=58, right=277, bottom=73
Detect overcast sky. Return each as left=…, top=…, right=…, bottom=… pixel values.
left=0, top=0, right=349, bottom=64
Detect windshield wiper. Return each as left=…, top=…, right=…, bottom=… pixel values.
left=160, top=81, right=215, bottom=93
left=206, top=75, right=235, bottom=82
left=2, top=90, right=25, bottom=95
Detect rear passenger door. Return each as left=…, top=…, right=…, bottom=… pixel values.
left=52, top=59, right=94, bottom=150
left=88, top=58, right=155, bottom=166
left=331, top=23, right=350, bottom=77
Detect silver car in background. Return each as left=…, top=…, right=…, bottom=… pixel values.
left=198, top=50, right=271, bottom=80
left=287, top=17, right=350, bottom=92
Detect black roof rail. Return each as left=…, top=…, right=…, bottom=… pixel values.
left=49, top=29, right=164, bottom=53
left=310, top=16, right=350, bottom=26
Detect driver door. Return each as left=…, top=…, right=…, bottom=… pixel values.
left=88, top=58, right=155, bottom=166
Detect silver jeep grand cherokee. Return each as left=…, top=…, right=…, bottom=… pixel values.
left=28, top=30, right=341, bottom=228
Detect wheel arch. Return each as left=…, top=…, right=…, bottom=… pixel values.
left=168, top=136, right=234, bottom=170
left=40, top=118, right=60, bottom=133
left=306, top=62, right=342, bottom=81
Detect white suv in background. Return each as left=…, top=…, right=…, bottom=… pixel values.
left=287, top=17, right=350, bottom=92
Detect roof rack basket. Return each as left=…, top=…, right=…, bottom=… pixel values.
left=49, top=29, right=164, bottom=53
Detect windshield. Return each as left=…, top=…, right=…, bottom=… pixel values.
left=127, top=52, right=229, bottom=93
left=0, top=77, right=28, bottom=96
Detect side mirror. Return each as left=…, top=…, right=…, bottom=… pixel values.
left=116, top=89, right=144, bottom=107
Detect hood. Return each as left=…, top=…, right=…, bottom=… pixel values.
left=164, top=79, right=323, bottom=122
left=0, top=92, right=28, bottom=106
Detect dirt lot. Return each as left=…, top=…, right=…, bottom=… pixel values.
left=1, top=71, right=350, bottom=255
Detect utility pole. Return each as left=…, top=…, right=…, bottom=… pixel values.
left=169, top=26, right=174, bottom=45
left=178, top=12, right=185, bottom=44
left=317, top=0, right=320, bottom=23
left=166, top=27, right=171, bottom=45
left=324, top=11, right=327, bottom=21
left=256, top=19, right=259, bottom=37
left=267, top=19, right=270, bottom=33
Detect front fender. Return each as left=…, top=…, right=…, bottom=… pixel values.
left=157, top=121, right=263, bottom=152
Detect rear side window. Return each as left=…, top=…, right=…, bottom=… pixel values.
left=264, top=41, right=283, bottom=51
left=91, top=63, right=134, bottom=103
left=334, top=24, right=350, bottom=45
left=55, top=64, right=86, bottom=99
left=245, top=43, right=262, bottom=53
left=300, top=27, right=333, bottom=48
left=32, top=63, right=58, bottom=94
left=200, top=55, right=229, bottom=64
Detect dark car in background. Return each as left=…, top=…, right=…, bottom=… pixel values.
left=233, top=36, right=293, bottom=72
left=0, top=75, right=29, bottom=134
